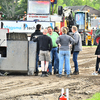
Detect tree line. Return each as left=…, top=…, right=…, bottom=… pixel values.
left=0, top=0, right=100, bottom=20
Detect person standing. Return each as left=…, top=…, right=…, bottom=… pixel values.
left=30, top=24, right=43, bottom=76
left=47, top=26, right=59, bottom=75
left=56, top=27, right=75, bottom=78
left=34, top=29, right=52, bottom=77
left=92, top=40, right=100, bottom=75
left=72, top=26, right=82, bottom=75
left=54, top=26, right=60, bottom=35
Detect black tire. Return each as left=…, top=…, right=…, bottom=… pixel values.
left=82, top=35, right=88, bottom=46
left=94, top=34, right=100, bottom=45
left=88, top=37, right=94, bottom=46
left=88, top=41, right=91, bottom=46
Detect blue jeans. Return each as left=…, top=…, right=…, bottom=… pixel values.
left=59, top=50, right=71, bottom=75
left=48, top=47, right=59, bottom=73
left=73, top=51, right=79, bottom=72
left=36, top=52, right=39, bottom=73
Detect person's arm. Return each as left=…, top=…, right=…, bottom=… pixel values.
left=69, top=36, right=75, bottom=54
left=56, top=36, right=60, bottom=44
left=30, top=34, right=33, bottom=41
left=73, top=33, right=79, bottom=44
left=33, top=36, right=38, bottom=42
left=71, top=45, right=75, bottom=54
left=49, top=38, right=53, bottom=51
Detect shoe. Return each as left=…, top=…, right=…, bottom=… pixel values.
left=54, top=71, right=59, bottom=75
left=48, top=72, right=52, bottom=75
left=70, top=70, right=73, bottom=75
left=41, top=74, right=45, bottom=77
left=57, top=74, right=62, bottom=78
left=34, top=73, right=38, bottom=76
left=98, top=68, right=100, bottom=74
left=64, top=72, right=66, bottom=76
left=92, top=72, right=98, bottom=76
left=98, top=71, right=100, bottom=74
left=45, top=74, right=49, bottom=77
left=72, top=71, right=79, bottom=75
left=67, top=75, right=71, bottom=78
left=0, top=72, right=4, bottom=76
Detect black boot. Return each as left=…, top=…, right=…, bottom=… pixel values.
left=45, top=71, right=48, bottom=77
left=72, top=71, right=79, bottom=75
left=41, top=71, right=45, bottom=77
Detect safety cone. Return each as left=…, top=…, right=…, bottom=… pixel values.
left=59, top=96, right=67, bottom=100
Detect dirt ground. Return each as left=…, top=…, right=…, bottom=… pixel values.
left=0, top=46, right=100, bottom=100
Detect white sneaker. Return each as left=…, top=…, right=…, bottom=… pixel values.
left=92, top=72, right=98, bottom=75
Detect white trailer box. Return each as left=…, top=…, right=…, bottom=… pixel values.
left=0, top=21, right=55, bottom=33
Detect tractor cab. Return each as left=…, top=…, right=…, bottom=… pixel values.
left=75, top=11, right=91, bottom=33
left=75, top=11, right=94, bottom=46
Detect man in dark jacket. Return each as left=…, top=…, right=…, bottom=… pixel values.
left=93, top=40, right=100, bottom=75
left=34, top=29, right=52, bottom=77
left=30, top=24, right=43, bottom=76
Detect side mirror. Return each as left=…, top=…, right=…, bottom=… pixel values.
left=58, top=6, right=63, bottom=15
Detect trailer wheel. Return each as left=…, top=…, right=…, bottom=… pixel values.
left=94, top=34, right=100, bottom=45
left=82, top=36, right=88, bottom=46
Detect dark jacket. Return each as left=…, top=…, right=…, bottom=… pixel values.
left=95, top=40, right=100, bottom=55
left=34, top=35, right=52, bottom=52
left=30, top=30, right=43, bottom=52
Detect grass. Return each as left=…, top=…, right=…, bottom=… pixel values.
left=82, top=45, right=97, bottom=47
left=86, top=93, right=100, bottom=100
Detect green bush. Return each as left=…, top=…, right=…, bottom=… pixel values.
left=86, top=93, right=100, bottom=100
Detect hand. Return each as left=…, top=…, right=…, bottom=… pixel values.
left=58, top=43, right=61, bottom=47
left=69, top=44, right=72, bottom=47
left=35, top=36, right=37, bottom=38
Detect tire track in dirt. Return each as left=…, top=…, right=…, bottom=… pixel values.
left=0, top=46, right=99, bottom=100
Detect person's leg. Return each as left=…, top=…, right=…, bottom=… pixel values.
left=41, top=61, right=45, bottom=71
left=45, top=62, right=49, bottom=71
left=96, top=57, right=99, bottom=71
left=35, top=52, right=39, bottom=75
left=59, top=51, right=64, bottom=75
left=73, top=51, right=79, bottom=73
left=41, top=61, right=45, bottom=77
left=65, top=51, right=71, bottom=75
left=54, top=48, right=59, bottom=74
left=45, top=61, right=49, bottom=76
left=48, top=49, right=53, bottom=74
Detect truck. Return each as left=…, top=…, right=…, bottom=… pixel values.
left=58, top=7, right=95, bottom=46
left=0, top=0, right=55, bottom=34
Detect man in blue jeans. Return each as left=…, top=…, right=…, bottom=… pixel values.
left=47, top=26, right=59, bottom=75
left=72, top=26, right=82, bottom=75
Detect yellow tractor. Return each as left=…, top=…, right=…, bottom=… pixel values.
left=75, top=10, right=94, bottom=46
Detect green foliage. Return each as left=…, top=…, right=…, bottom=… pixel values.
left=86, top=93, right=100, bottom=100
left=0, top=0, right=100, bottom=20
left=51, top=0, right=67, bottom=15
left=63, top=0, right=100, bottom=10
